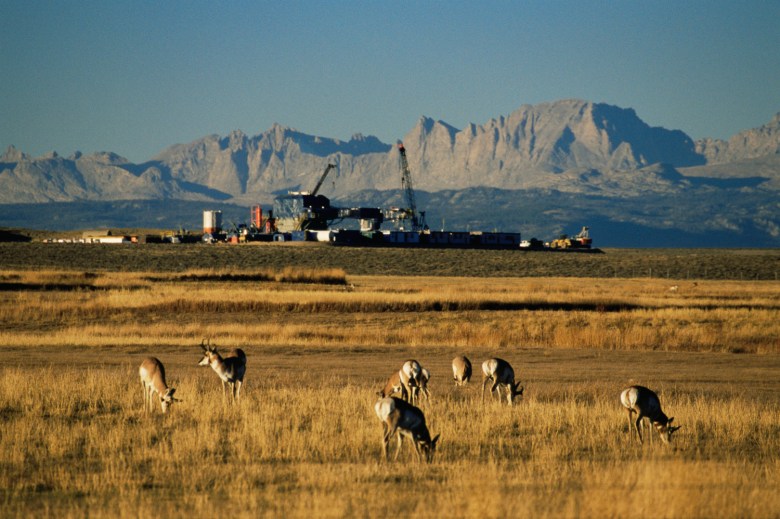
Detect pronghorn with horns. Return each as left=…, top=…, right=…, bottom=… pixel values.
left=198, top=338, right=247, bottom=402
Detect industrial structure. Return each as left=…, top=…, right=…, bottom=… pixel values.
left=384, top=143, right=427, bottom=232
left=548, top=227, right=593, bottom=250
left=37, top=141, right=596, bottom=249
left=184, top=144, right=597, bottom=251
left=272, top=162, right=384, bottom=234
left=203, top=210, right=222, bottom=235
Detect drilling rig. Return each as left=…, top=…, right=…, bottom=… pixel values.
left=390, top=142, right=427, bottom=231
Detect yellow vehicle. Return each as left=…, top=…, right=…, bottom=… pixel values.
left=549, top=227, right=592, bottom=249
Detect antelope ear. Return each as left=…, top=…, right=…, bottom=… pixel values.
left=432, top=434, right=440, bottom=446
left=668, top=417, right=674, bottom=424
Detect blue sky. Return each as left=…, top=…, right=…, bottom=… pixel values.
left=2, top=0, right=778, bottom=163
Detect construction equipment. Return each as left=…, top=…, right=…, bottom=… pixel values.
left=573, top=226, right=592, bottom=247
left=310, top=163, right=336, bottom=196
left=395, top=143, right=427, bottom=231
left=549, top=226, right=592, bottom=249
left=273, top=162, right=383, bottom=232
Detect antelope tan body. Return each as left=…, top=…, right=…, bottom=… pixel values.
left=418, top=367, right=431, bottom=401
left=198, top=340, right=247, bottom=402
left=481, top=358, right=524, bottom=405
left=377, top=371, right=406, bottom=400
left=620, top=385, right=680, bottom=444
left=374, top=396, right=439, bottom=462
left=400, top=360, right=423, bottom=405
left=139, top=357, right=179, bottom=413
left=452, top=355, right=472, bottom=386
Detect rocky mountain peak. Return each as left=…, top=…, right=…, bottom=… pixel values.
left=220, top=130, right=248, bottom=152
left=696, top=112, right=780, bottom=164
left=4, top=98, right=779, bottom=205
left=82, top=151, right=129, bottom=165
left=1, top=145, right=29, bottom=162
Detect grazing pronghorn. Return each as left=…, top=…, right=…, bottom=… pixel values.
left=377, top=370, right=406, bottom=400
left=198, top=339, right=247, bottom=402
left=139, top=357, right=180, bottom=414
left=452, top=355, right=472, bottom=386
left=400, top=359, right=423, bottom=405
left=374, top=397, right=440, bottom=463
left=620, top=385, right=681, bottom=445
left=481, top=358, right=524, bottom=405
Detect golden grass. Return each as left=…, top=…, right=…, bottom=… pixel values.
left=2, top=272, right=778, bottom=353
left=1, top=362, right=778, bottom=518
left=1, top=269, right=779, bottom=517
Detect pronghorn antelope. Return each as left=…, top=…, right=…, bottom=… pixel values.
left=198, top=339, right=247, bottom=402
left=374, top=397, right=440, bottom=463
left=139, top=357, right=180, bottom=413
left=620, top=385, right=681, bottom=445
left=377, top=370, right=406, bottom=400
left=378, top=363, right=429, bottom=402
left=418, top=367, right=431, bottom=401
left=400, top=359, right=423, bottom=405
left=481, top=358, right=524, bottom=405
left=452, top=355, right=472, bottom=386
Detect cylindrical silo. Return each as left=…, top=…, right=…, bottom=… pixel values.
left=203, top=210, right=222, bottom=234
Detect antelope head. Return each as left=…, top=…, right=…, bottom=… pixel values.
left=419, top=433, right=440, bottom=463
left=656, top=417, right=682, bottom=444
left=198, top=338, right=217, bottom=366
left=198, top=339, right=217, bottom=366
left=160, top=388, right=181, bottom=413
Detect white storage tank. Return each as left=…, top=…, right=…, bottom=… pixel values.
left=203, top=210, right=222, bottom=234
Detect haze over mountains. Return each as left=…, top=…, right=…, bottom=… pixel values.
left=2, top=99, right=779, bottom=246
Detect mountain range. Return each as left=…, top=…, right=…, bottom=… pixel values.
left=1, top=99, right=779, bottom=246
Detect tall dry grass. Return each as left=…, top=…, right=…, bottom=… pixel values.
left=1, top=269, right=779, bottom=517
left=2, top=271, right=778, bottom=353
left=0, top=363, right=778, bottom=518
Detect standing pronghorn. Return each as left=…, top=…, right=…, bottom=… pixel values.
left=399, top=359, right=423, bottom=405
left=481, top=358, right=524, bottom=405
left=620, top=385, right=681, bottom=445
left=139, top=357, right=180, bottom=414
left=452, top=355, right=472, bottom=386
left=198, top=339, right=247, bottom=402
left=374, top=397, right=440, bottom=462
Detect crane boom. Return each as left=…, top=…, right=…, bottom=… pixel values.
left=311, top=164, right=337, bottom=196
left=397, top=143, right=426, bottom=231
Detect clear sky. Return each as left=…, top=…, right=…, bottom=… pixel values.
left=2, top=0, right=778, bottom=163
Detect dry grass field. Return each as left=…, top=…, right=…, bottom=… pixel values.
left=1, top=245, right=779, bottom=518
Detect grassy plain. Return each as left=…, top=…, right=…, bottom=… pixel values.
left=1, top=245, right=779, bottom=518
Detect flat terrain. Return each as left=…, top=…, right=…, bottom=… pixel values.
left=1, top=242, right=779, bottom=278
left=1, top=250, right=779, bottom=517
